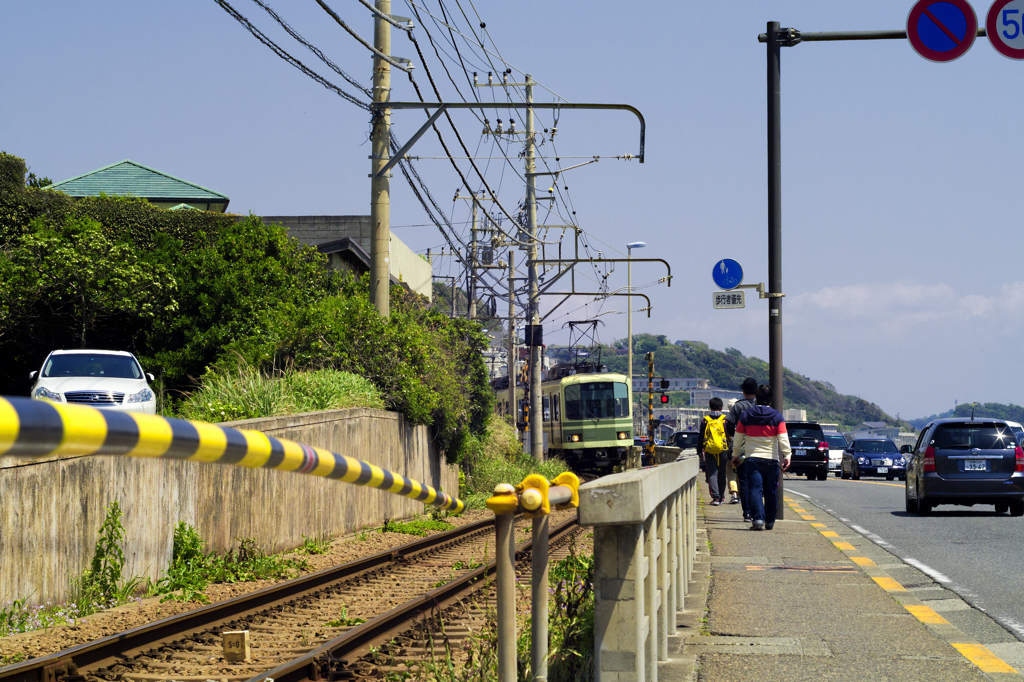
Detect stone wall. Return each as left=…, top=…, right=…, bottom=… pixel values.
left=0, top=408, right=457, bottom=606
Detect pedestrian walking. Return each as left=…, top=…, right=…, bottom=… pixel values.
left=731, top=384, right=791, bottom=530
left=698, top=397, right=729, bottom=505
left=725, top=378, right=758, bottom=520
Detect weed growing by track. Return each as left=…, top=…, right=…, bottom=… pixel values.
left=381, top=518, right=455, bottom=537
left=298, top=531, right=334, bottom=555
left=325, top=606, right=366, bottom=627
left=151, top=522, right=308, bottom=603
left=0, top=652, right=27, bottom=665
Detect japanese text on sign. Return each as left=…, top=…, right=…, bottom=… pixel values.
left=713, top=291, right=745, bottom=309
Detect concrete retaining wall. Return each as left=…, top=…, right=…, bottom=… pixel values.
left=0, top=408, right=457, bottom=606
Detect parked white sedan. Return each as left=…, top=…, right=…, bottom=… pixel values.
left=30, top=349, right=157, bottom=414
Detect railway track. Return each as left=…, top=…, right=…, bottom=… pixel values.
left=0, top=513, right=579, bottom=682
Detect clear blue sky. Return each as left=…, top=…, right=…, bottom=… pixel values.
left=5, top=1, right=1022, bottom=420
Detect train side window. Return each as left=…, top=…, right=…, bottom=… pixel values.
left=553, top=395, right=560, bottom=421
left=543, top=396, right=551, bottom=421
left=564, top=385, right=581, bottom=420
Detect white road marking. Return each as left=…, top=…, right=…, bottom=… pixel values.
left=904, top=557, right=952, bottom=584
left=789, top=490, right=811, bottom=499
left=849, top=523, right=893, bottom=548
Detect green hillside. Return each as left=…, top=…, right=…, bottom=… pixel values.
left=909, top=402, right=1024, bottom=430
left=596, top=335, right=902, bottom=430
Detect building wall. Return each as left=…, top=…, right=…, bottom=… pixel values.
left=264, top=215, right=432, bottom=300
left=0, top=408, right=457, bottom=606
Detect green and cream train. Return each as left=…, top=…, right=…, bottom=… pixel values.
left=494, top=369, right=633, bottom=471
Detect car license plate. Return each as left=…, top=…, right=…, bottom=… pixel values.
left=965, top=460, right=986, bottom=471
left=877, top=467, right=888, bottom=474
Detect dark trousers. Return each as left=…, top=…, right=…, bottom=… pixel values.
left=747, top=458, right=780, bottom=526
left=704, top=452, right=727, bottom=501
left=736, top=458, right=751, bottom=516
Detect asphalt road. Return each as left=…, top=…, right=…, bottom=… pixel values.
left=785, top=472, right=1024, bottom=642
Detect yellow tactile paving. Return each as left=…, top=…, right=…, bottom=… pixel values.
left=851, top=556, right=876, bottom=567
left=872, top=576, right=907, bottom=592
left=793, top=508, right=807, bottom=513
left=800, top=515, right=816, bottom=520
left=810, top=523, right=827, bottom=528
left=905, top=604, right=950, bottom=625
left=833, top=542, right=856, bottom=550
left=950, top=643, right=1018, bottom=674
left=820, top=530, right=839, bottom=538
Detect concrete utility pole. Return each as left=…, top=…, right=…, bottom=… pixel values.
left=626, top=240, right=645, bottom=414
left=469, top=198, right=478, bottom=320
left=369, top=0, right=392, bottom=317
left=507, top=250, right=517, bottom=421
left=525, top=75, right=544, bottom=461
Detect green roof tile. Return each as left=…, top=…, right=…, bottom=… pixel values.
left=48, top=160, right=229, bottom=202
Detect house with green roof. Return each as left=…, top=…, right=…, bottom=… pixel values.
left=47, top=160, right=229, bottom=212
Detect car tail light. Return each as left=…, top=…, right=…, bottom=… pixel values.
left=924, top=446, right=936, bottom=473
left=1015, top=446, right=1024, bottom=473
left=817, top=441, right=828, bottom=459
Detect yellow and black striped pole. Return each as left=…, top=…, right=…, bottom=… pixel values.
left=0, top=397, right=464, bottom=513
left=647, top=352, right=655, bottom=464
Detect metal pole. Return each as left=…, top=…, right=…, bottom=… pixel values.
left=527, top=76, right=543, bottom=461
left=369, top=0, right=391, bottom=317
left=495, top=512, right=517, bottom=682
left=531, top=515, right=550, bottom=681
left=508, top=252, right=517, bottom=424
left=767, top=21, right=785, bottom=520
left=469, top=198, right=478, bottom=320
left=647, top=352, right=655, bottom=464
left=627, top=247, right=633, bottom=401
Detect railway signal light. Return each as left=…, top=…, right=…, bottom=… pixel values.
left=660, top=394, right=669, bottom=404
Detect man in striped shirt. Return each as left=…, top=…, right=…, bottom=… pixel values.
left=731, top=384, right=792, bottom=531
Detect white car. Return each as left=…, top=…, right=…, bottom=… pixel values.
left=825, top=433, right=849, bottom=477
left=30, top=349, right=157, bottom=414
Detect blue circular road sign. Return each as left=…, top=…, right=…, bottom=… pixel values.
left=712, top=259, right=743, bottom=290
left=907, top=0, right=978, bottom=62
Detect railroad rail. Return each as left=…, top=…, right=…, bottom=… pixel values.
left=0, top=514, right=562, bottom=682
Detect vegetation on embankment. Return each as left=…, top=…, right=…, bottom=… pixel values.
left=909, top=402, right=1024, bottom=430
left=603, top=334, right=905, bottom=430
left=0, top=152, right=492, bottom=464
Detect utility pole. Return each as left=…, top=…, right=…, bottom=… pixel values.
left=469, top=198, right=478, bottom=319
left=507, top=251, right=517, bottom=423
left=525, top=75, right=543, bottom=461
left=369, top=0, right=391, bottom=317
left=766, top=21, right=785, bottom=521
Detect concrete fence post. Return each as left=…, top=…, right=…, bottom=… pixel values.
left=580, top=458, right=699, bottom=682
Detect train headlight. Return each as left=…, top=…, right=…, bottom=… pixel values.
left=617, top=432, right=629, bottom=440
left=567, top=433, right=582, bottom=443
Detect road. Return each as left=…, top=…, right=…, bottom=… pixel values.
left=785, top=473, right=1024, bottom=641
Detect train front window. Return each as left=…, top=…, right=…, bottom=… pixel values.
left=564, top=382, right=629, bottom=420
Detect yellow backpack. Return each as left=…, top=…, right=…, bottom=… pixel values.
left=703, top=415, right=727, bottom=456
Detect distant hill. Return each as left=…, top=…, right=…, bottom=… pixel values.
left=595, top=335, right=903, bottom=431
left=909, top=403, right=1024, bottom=429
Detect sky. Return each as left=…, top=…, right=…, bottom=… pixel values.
left=4, top=1, right=1023, bottom=420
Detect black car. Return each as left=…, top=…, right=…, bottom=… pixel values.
left=785, top=421, right=829, bottom=481
left=665, top=431, right=701, bottom=451
left=840, top=438, right=906, bottom=481
left=905, top=418, right=1024, bottom=516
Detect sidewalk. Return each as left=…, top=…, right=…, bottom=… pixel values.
left=661, top=481, right=1024, bottom=681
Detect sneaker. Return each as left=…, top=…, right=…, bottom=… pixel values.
left=743, top=514, right=751, bottom=522
left=751, top=520, right=765, bottom=531
left=765, top=524, right=774, bottom=530
left=729, top=495, right=740, bottom=504
left=710, top=499, right=722, bottom=506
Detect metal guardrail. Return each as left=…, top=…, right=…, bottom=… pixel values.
left=0, top=396, right=463, bottom=512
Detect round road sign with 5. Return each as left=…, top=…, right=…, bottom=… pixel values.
left=907, top=0, right=979, bottom=62
left=988, top=0, right=1024, bottom=58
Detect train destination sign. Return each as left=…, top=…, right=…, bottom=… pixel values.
left=988, top=0, right=1024, bottom=58
left=712, top=259, right=743, bottom=290
left=713, top=291, right=745, bottom=309
left=907, top=0, right=978, bottom=62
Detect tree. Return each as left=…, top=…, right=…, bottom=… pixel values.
left=3, top=216, right=178, bottom=348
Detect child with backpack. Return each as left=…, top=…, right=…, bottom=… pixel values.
left=698, top=397, right=728, bottom=505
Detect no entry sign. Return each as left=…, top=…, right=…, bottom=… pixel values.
left=988, top=0, right=1024, bottom=58
left=907, top=0, right=979, bottom=62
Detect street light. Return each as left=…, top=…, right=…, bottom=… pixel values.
left=626, top=241, right=646, bottom=415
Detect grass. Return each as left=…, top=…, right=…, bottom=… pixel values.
left=325, top=606, right=366, bottom=627
left=459, top=416, right=570, bottom=510
left=174, top=362, right=385, bottom=423
left=297, top=531, right=334, bottom=555
left=151, top=523, right=308, bottom=603
left=381, top=518, right=455, bottom=537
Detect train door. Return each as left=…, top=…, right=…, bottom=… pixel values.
left=551, top=391, right=562, bottom=446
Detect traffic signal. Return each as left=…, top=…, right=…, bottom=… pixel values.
left=660, top=394, right=669, bottom=404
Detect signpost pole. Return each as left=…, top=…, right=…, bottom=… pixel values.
left=766, top=21, right=785, bottom=520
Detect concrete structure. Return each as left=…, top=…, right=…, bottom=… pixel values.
left=579, top=458, right=700, bottom=681
left=689, top=387, right=743, bottom=406
left=651, top=407, right=707, bottom=433
left=264, top=215, right=432, bottom=300
left=48, top=159, right=230, bottom=212
left=631, top=377, right=709, bottom=393
left=783, top=408, right=807, bottom=422
left=853, top=421, right=900, bottom=441
left=0, top=408, right=457, bottom=606
left=820, top=422, right=840, bottom=433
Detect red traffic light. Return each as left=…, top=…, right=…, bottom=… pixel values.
left=660, top=394, right=669, bottom=404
